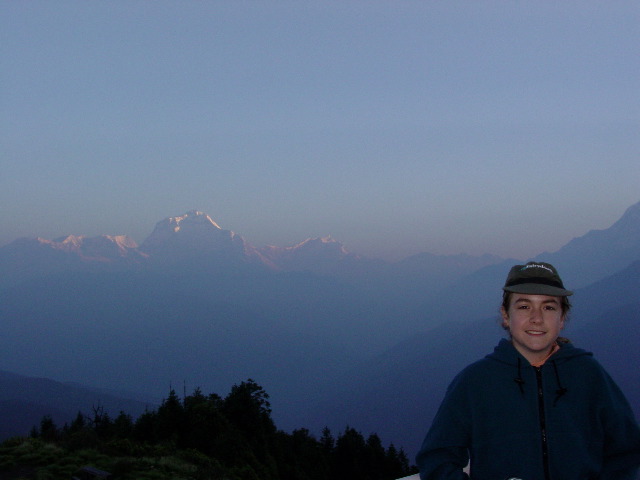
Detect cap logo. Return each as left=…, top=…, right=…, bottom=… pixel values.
left=520, top=263, right=554, bottom=274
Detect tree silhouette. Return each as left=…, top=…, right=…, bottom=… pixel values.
left=334, top=426, right=368, bottom=480
left=38, top=415, right=58, bottom=442
left=155, top=388, right=184, bottom=443
left=24, top=379, right=417, bottom=480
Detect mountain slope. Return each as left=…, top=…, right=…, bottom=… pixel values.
left=0, top=370, right=153, bottom=440
left=416, top=201, right=640, bottom=325
left=534, top=200, right=640, bottom=288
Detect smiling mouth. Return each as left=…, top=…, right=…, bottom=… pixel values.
left=526, top=330, right=546, bottom=335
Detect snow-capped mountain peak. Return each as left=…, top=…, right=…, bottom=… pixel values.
left=290, top=236, right=349, bottom=256
left=140, top=211, right=228, bottom=252
left=256, top=235, right=359, bottom=275
left=138, top=211, right=276, bottom=270
left=48, top=234, right=139, bottom=253
left=166, top=210, right=222, bottom=232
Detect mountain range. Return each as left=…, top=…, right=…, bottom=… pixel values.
left=1, top=201, right=639, bottom=458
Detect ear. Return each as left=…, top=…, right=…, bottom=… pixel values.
left=500, top=306, right=509, bottom=329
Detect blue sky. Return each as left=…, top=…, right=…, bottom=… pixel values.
left=2, top=1, right=638, bottom=260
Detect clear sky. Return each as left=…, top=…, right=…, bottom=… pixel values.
left=2, top=1, right=639, bottom=261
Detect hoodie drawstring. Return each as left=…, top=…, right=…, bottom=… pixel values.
left=552, top=360, right=568, bottom=406
left=513, top=358, right=568, bottom=405
left=514, top=357, right=525, bottom=395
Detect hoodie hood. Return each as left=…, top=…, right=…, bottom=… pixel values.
left=487, top=338, right=594, bottom=404
left=486, top=338, right=593, bottom=367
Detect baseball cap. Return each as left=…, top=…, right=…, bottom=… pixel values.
left=503, top=262, right=573, bottom=297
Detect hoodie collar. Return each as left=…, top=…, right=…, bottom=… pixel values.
left=487, top=338, right=592, bottom=366
left=530, top=342, right=560, bottom=367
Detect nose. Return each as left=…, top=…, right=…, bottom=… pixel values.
left=529, top=307, right=543, bottom=323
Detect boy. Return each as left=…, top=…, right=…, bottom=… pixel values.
left=416, top=262, right=640, bottom=479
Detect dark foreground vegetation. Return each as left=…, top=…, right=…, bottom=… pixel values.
left=0, top=379, right=417, bottom=480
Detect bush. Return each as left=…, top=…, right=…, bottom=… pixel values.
left=104, top=438, right=143, bottom=457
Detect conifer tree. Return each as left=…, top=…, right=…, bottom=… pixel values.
left=156, top=388, right=184, bottom=443
left=38, top=415, right=58, bottom=442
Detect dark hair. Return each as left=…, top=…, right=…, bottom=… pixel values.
left=501, top=290, right=572, bottom=317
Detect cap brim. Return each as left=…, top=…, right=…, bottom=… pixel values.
left=503, top=283, right=573, bottom=296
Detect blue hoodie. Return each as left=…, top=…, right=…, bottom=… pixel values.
left=416, top=339, right=640, bottom=480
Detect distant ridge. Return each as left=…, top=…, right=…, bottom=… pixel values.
left=3, top=201, right=639, bottom=287
left=534, top=200, right=640, bottom=287
left=2, top=202, right=640, bottom=317
left=0, top=370, right=153, bottom=440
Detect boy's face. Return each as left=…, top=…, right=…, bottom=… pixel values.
left=501, top=293, right=565, bottom=364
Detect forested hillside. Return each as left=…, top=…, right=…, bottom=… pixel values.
left=0, top=379, right=416, bottom=480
